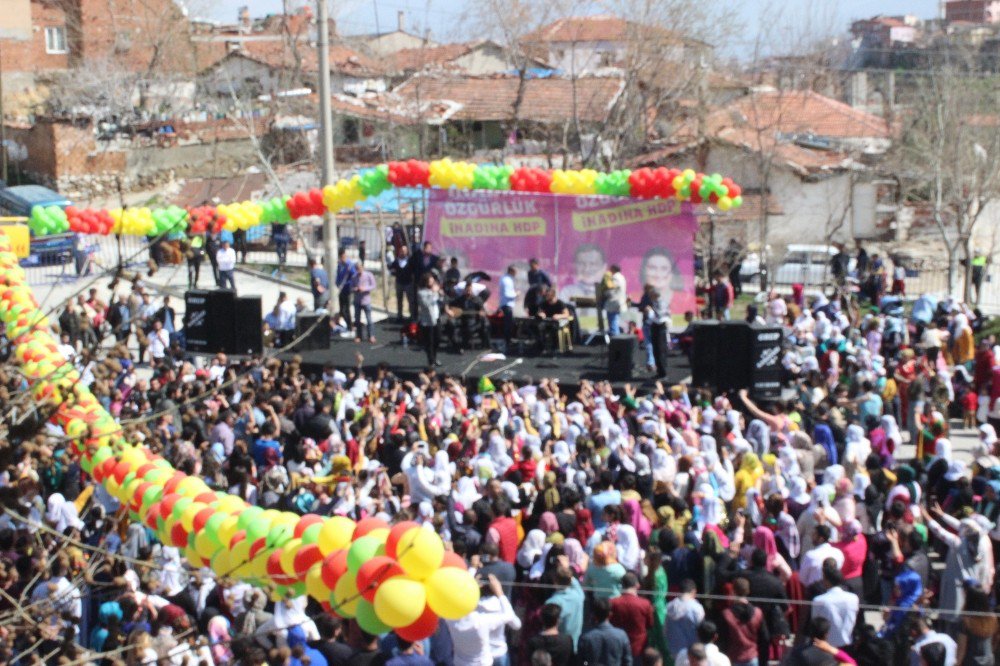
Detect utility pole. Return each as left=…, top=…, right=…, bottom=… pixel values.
left=0, top=39, right=8, bottom=184
left=317, top=0, right=338, bottom=299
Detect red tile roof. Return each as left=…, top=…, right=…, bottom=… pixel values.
left=393, top=74, right=625, bottom=123
left=522, top=15, right=681, bottom=44
left=175, top=174, right=270, bottom=208
left=207, top=39, right=384, bottom=77
left=390, top=42, right=480, bottom=72
left=708, top=90, right=892, bottom=139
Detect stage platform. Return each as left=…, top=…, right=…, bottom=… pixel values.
left=278, top=320, right=690, bottom=391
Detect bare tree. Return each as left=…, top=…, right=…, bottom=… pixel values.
left=893, top=50, right=1000, bottom=300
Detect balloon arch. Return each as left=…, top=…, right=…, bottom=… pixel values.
left=26, top=159, right=743, bottom=237
left=4, top=161, right=743, bottom=635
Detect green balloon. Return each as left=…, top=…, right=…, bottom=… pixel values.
left=141, top=486, right=162, bottom=509
left=204, top=514, right=228, bottom=544
left=236, top=506, right=264, bottom=531
left=355, top=599, right=391, bottom=635
left=245, top=518, right=271, bottom=544
left=300, top=523, right=322, bottom=545
left=348, top=536, right=383, bottom=575
left=172, top=496, right=194, bottom=520
left=266, top=522, right=294, bottom=549
left=91, top=446, right=114, bottom=467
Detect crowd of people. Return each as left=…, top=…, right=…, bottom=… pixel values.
left=4, top=237, right=1000, bottom=666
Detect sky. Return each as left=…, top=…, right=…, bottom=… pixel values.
left=193, top=0, right=943, bottom=55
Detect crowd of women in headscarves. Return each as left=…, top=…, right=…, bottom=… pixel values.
left=2, top=284, right=1000, bottom=665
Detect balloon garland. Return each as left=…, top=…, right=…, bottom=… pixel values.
left=0, top=231, right=479, bottom=637
left=27, top=161, right=744, bottom=237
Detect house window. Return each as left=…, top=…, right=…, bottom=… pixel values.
left=598, top=51, right=614, bottom=67
left=45, top=26, right=67, bottom=54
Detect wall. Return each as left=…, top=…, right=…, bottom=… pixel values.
left=3, top=119, right=126, bottom=189
left=452, top=45, right=511, bottom=75
left=547, top=40, right=624, bottom=75
left=0, top=0, right=69, bottom=74
left=364, top=31, right=430, bottom=56
left=0, top=0, right=32, bottom=38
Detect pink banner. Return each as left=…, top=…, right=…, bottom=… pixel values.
left=424, top=190, right=697, bottom=323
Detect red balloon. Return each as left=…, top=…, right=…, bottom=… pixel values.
left=729, top=184, right=742, bottom=198
left=249, top=537, right=268, bottom=560
left=385, top=521, right=420, bottom=559
left=321, top=550, right=349, bottom=589
left=144, top=502, right=161, bottom=530
left=163, top=473, right=186, bottom=495
left=267, top=550, right=295, bottom=586
left=230, top=530, right=247, bottom=548
left=193, top=507, right=215, bottom=533
left=356, top=556, right=404, bottom=602
left=170, top=522, right=188, bottom=548
left=293, top=544, right=325, bottom=579
left=130, top=482, right=153, bottom=509
left=112, top=461, right=131, bottom=483
left=294, top=514, right=325, bottom=538
left=194, top=492, right=217, bottom=505
left=353, top=516, right=389, bottom=540
left=159, top=493, right=182, bottom=518
left=395, top=604, right=439, bottom=642
left=440, top=551, right=468, bottom=569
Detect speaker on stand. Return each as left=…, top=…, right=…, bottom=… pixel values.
left=608, top=335, right=636, bottom=381
left=293, top=313, right=330, bottom=351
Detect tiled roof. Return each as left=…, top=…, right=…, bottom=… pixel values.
left=206, top=40, right=384, bottom=77
left=393, top=74, right=625, bottom=123
left=708, top=90, right=892, bottom=139
left=390, top=42, right=480, bottom=72
left=521, top=15, right=681, bottom=44
left=175, top=174, right=270, bottom=208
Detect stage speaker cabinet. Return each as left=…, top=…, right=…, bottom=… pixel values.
left=183, top=289, right=211, bottom=353
left=716, top=321, right=752, bottom=392
left=233, top=296, right=263, bottom=355
left=750, top=326, right=784, bottom=400
left=184, top=289, right=235, bottom=353
left=294, top=313, right=330, bottom=352
left=608, top=335, right=636, bottom=382
left=691, top=321, right=720, bottom=388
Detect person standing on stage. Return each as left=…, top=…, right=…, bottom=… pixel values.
left=353, top=264, right=377, bottom=344
left=216, top=240, right=237, bottom=291
left=641, top=284, right=670, bottom=378
left=336, top=249, right=357, bottom=334
left=499, top=265, right=518, bottom=353
left=417, top=273, right=443, bottom=367
left=389, top=244, right=416, bottom=321
left=603, top=265, right=627, bottom=336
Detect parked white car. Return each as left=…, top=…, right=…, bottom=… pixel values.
left=771, top=244, right=855, bottom=287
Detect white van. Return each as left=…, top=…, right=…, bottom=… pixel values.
left=771, top=244, right=851, bottom=287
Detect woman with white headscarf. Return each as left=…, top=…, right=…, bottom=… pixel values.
left=517, top=529, right=547, bottom=570
left=45, top=493, right=84, bottom=533
left=843, top=424, right=872, bottom=479
left=486, top=432, right=514, bottom=475
left=651, top=447, right=676, bottom=486
left=923, top=507, right=995, bottom=631
left=746, top=420, right=771, bottom=456
left=797, top=484, right=841, bottom=554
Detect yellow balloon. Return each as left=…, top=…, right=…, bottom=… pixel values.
left=333, top=574, right=361, bottom=618
left=317, top=515, right=356, bottom=556
left=211, top=549, right=232, bottom=577
left=249, top=551, right=270, bottom=582
left=305, top=564, right=331, bottom=600
left=425, top=566, right=480, bottom=620
left=396, top=527, right=444, bottom=580
left=184, top=545, right=205, bottom=569
left=180, top=504, right=206, bottom=532
left=374, top=577, right=425, bottom=627
left=280, top=537, right=303, bottom=578
left=217, top=516, right=240, bottom=548
left=195, top=530, right=221, bottom=560
left=230, top=539, right=252, bottom=572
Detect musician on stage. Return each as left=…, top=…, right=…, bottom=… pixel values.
left=525, top=258, right=552, bottom=316
left=535, top=287, right=571, bottom=354
left=447, top=282, right=491, bottom=352
left=499, top=265, right=518, bottom=353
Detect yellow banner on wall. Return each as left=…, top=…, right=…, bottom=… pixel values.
left=0, top=224, right=30, bottom=258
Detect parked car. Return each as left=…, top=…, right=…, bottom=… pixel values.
left=0, top=185, right=74, bottom=266
left=771, top=244, right=855, bottom=287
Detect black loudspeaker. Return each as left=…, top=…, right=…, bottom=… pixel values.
left=233, top=296, right=263, bottom=355
left=206, top=289, right=236, bottom=352
left=294, top=313, right=330, bottom=351
left=691, top=322, right=719, bottom=388
left=717, top=321, right=752, bottom=391
left=608, top=335, right=636, bottom=381
left=750, top=326, right=784, bottom=400
left=183, top=289, right=211, bottom=353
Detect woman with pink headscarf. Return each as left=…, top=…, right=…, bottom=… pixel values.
left=833, top=477, right=857, bottom=526
left=538, top=511, right=559, bottom=536
left=752, top=526, right=792, bottom=582
left=623, top=498, right=652, bottom=548
left=835, top=519, right=868, bottom=598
